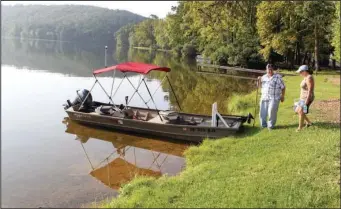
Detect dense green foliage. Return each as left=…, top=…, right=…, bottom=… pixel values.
left=257, top=1, right=336, bottom=70
left=1, top=5, right=145, bottom=43
left=102, top=70, right=340, bottom=208
left=332, top=1, right=341, bottom=62
left=115, top=24, right=135, bottom=47
left=125, top=1, right=339, bottom=70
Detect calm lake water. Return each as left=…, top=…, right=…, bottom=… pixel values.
left=1, top=38, right=257, bottom=207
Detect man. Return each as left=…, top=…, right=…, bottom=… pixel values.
left=258, top=64, right=286, bottom=129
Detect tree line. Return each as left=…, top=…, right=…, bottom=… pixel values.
left=1, top=5, right=145, bottom=44
left=116, top=1, right=340, bottom=70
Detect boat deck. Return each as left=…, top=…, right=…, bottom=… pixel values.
left=73, top=102, right=243, bottom=129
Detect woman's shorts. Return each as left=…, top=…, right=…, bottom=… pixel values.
left=294, top=99, right=313, bottom=114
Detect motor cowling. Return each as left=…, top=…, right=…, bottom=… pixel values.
left=73, top=89, right=92, bottom=107
left=64, top=89, right=92, bottom=110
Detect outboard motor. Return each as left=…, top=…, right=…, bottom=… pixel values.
left=64, top=89, right=93, bottom=110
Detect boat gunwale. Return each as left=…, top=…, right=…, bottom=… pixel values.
left=66, top=106, right=242, bottom=131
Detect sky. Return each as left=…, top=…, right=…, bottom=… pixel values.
left=1, top=1, right=178, bottom=18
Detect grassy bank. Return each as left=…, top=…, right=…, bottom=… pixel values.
left=102, top=71, right=340, bottom=208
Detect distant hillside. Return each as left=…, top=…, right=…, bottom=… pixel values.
left=1, top=5, right=145, bottom=44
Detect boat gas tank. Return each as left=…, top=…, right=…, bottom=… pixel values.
left=159, top=110, right=179, bottom=121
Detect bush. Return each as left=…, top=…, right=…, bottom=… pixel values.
left=209, top=46, right=229, bottom=65
left=171, top=45, right=182, bottom=57
left=181, top=43, right=197, bottom=58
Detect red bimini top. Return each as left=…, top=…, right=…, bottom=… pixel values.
left=93, top=62, right=171, bottom=75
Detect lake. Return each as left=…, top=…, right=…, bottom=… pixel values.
left=1, top=38, right=257, bottom=207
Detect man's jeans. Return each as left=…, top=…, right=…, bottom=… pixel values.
left=259, top=99, right=280, bottom=128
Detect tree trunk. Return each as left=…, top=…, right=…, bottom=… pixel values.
left=332, top=59, right=336, bottom=69
left=314, top=22, right=320, bottom=72
left=297, top=42, right=301, bottom=65
left=302, top=51, right=308, bottom=64
left=290, top=50, right=295, bottom=69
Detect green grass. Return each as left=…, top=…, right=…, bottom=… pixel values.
left=101, top=71, right=340, bottom=208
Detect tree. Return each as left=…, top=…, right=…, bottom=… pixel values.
left=154, top=19, right=170, bottom=49
left=256, top=2, right=299, bottom=65
left=183, top=1, right=261, bottom=66
left=115, top=24, right=134, bottom=47
left=297, top=1, right=336, bottom=71
left=332, top=1, right=340, bottom=63
left=132, top=18, right=157, bottom=47
left=256, top=1, right=336, bottom=70
left=1, top=5, right=145, bottom=44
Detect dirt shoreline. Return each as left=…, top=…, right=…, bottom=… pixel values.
left=311, top=99, right=340, bottom=124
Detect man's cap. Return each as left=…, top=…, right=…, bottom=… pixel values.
left=296, top=65, right=308, bottom=73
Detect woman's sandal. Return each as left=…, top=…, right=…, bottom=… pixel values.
left=305, top=123, right=313, bottom=128
left=296, top=128, right=302, bottom=132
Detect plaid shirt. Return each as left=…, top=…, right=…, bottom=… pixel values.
left=260, top=73, right=285, bottom=101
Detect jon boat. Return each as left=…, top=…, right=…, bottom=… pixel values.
left=63, top=62, right=254, bottom=142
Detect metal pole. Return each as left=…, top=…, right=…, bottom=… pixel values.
left=112, top=75, right=126, bottom=99
left=80, top=142, right=94, bottom=170
left=253, top=79, right=260, bottom=127
left=94, top=75, right=116, bottom=106
left=104, top=46, right=108, bottom=68
left=143, top=79, right=163, bottom=121
left=166, top=75, right=182, bottom=111
left=145, top=74, right=167, bottom=104
left=110, top=70, right=116, bottom=102
left=106, top=157, right=111, bottom=187
left=127, top=75, right=145, bottom=105
left=147, top=152, right=161, bottom=170
left=126, top=76, right=150, bottom=109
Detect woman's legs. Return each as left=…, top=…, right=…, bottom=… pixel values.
left=295, top=106, right=305, bottom=131
left=303, top=114, right=312, bottom=125
left=303, top=103, right=313, bottom=126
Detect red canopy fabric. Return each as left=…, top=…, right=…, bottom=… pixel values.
left=93, top=62, right=171, bottom=75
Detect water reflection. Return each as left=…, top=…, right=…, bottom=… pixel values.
left=1, top=38, right=120, bottom=77
left=63, top=117, right=189, bottom=190
left=2, top=38, right=257, bottom=114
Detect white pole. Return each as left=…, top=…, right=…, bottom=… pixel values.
left=105, top=45, right=108, bottom=67
left=211, top=102, right=217, bottom=127
left=211, top=102, right=231, bottom=128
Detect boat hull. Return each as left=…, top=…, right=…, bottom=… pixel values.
left=65, top=109, right=243, bottom=142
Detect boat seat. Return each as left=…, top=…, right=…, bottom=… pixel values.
left=135, top=110, right=152, bottom=121
left=184, top=117, right=204, bottom=124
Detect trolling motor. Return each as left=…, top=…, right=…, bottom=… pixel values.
left=125, top=96, right=129, bottom=108
left=119, top=96, right=129, bottom=111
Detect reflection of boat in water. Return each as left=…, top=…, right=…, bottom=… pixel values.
left=89, top=158, right=161, bottom=190
left=64, top=117, right=189, bottom=157
left=63, top=117, right=188, bottom=190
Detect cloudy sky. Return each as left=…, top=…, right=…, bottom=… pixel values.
left=1, top=1, right=178, bottom=18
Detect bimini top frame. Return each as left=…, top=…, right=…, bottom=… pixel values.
left=93, top=62, right=171, bottom=75
left=78, top=62, right=181, bottom=122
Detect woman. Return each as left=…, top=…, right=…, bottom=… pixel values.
left=295, top=65, right=315, bottom=132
